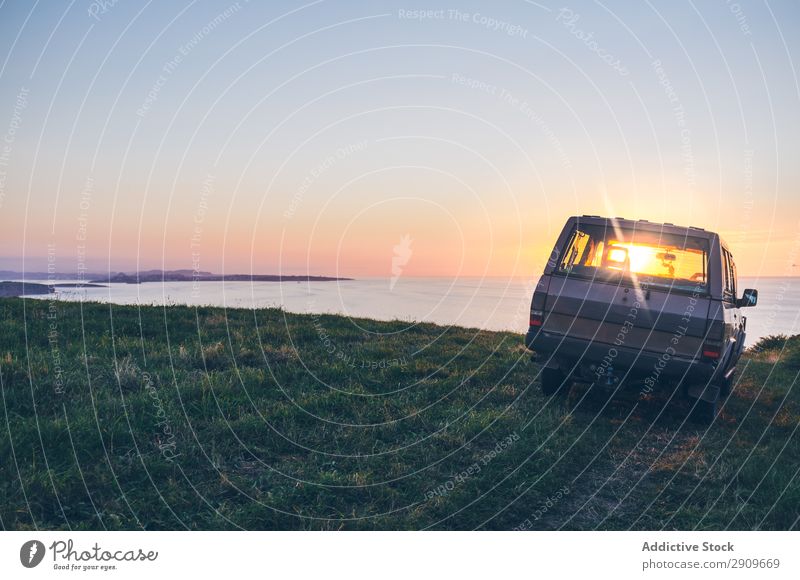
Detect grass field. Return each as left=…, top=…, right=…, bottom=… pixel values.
left=1, top=297, right=798, bottom=530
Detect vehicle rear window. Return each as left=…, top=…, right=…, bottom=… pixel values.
left=556, top=223, right=709, bottom=293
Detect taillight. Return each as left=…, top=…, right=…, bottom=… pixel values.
left=529, top=276, right=549, bottom=329
left=702, top=336, right=723, bottom=360
left=703, top=317, right=725, bottom=361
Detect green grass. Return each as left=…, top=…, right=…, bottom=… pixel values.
left=1, top=298, right=798, bottom=530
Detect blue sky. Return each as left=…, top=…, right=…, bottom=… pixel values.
left=1, top=0, right=798, bottom=276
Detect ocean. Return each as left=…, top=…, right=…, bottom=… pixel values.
left=20, top=276, right=800, bottom=347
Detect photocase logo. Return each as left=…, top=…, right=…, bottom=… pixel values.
left=390, top=234, right=413, bottom=290
left=20, top=540, right=46, bottom=568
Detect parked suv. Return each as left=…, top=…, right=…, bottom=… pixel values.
left=525, top=216, right=758, bottom=423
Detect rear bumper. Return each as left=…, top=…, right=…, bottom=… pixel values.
left=525, top=327, right=716, bottom=383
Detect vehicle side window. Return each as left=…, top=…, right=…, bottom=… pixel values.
left=559, top=229, right=590, bottom=273
left=722, top=249, right=736, bottom=302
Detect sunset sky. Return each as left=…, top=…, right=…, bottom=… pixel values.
left=1, top=0, right=798, bottom=278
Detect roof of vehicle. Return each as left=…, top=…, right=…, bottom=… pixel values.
left=573, top=215, right=718, bottom=242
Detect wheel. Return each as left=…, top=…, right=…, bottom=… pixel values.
left=541, top=367, right=567, bottom=396
left=689, top=396, right=718, bottom=425
left=715, top=373, right=733, bottom=397
left=715, top=345, right=739, bottom=397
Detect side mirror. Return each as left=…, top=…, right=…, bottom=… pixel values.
left=737, top=288, right=758, bottom=308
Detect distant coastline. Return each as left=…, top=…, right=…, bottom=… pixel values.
left=0, top=281, right=108, bottom=298
left=0, top=269, right=353, bottom=286
left=90, top=272, right=351, bottom=284
left=0, top=281, right=54, bottom=297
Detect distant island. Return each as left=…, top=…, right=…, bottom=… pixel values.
left=0, top=281, right=54, bottom=297
left=89, top=271, right=351, bottom=284
left=0, top=281, right=107, bottom=298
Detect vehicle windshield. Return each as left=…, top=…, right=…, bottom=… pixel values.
left=556, top=223, right=709, bottom=293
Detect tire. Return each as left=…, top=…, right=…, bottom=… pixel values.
left=541, top=367, right=567, bottom=396
left=689, top=396, right=718, bottom=425
left=715, top=372, right=733, bottom=397
left=716, top=345, right=739, bottom=397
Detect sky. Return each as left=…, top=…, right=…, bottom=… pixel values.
left=0, top=0, right=798, bottom=278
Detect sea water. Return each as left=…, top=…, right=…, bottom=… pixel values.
left=21, top=277, right=799, bottom=347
